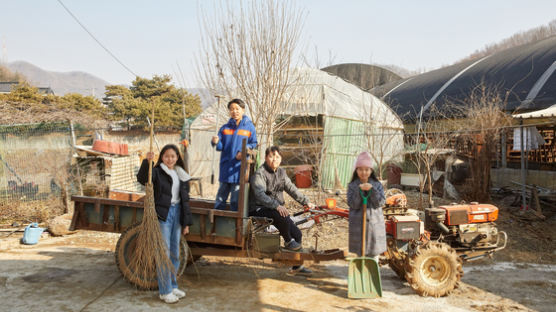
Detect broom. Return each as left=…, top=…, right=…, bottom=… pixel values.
left=129, top=101, right=174, bottom=288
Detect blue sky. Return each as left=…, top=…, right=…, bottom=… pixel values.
left=1, top=0, right=555, bottom=86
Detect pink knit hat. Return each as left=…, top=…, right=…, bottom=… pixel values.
left=355, top=152, right=372, bottom=169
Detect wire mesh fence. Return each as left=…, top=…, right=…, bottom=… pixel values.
left=0, top=123, right=73, bottom=201
left=0, top=122, right=184, bottom=223
left=0, top=122, right=74, bottom=222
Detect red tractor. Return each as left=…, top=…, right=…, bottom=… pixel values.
left=384, top=198, right=507, bottom=297
left=297, top=191, right=507, bottom=297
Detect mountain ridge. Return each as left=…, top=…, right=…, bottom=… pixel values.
left=5, top=61, right=110, bottom=99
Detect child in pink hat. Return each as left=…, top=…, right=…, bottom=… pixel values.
left=347, top=152, right=386, bottom=258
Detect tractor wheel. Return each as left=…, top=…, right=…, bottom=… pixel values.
left=405, top=242, right=463, bottom=297
left=115, top=223, right=190, bottom=290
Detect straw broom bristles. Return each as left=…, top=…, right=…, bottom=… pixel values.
left=128, top=101, right=174, bottom=288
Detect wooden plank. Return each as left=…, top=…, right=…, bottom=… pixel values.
left=237, top=139, right=247, bottom=246
left=190, top=207, right=239, bottom=218
left=108, top=190, right=145, bottom=202
left=71, top=195, right=220, bottom=211
left=69, top=203, right=80, bottom=231
left=271, top=249, right=346, bottom=263
left=132, top=207, right=137, bottom=224
left=235, top=218, right=241, bottom=245
left=94, top=199, right=101, bottom=214
left=72, top=195, right=144, bottom=208
left=188, top=246, right=345, bottom=263
left=186, top=234, right=240, bottom=247
left=78, top=202, right=88, bottom=227
left=200, top=214, right=206, bottom=239
left=114, top=206, right=120, bottom=232
left=189, top=247, right=247, bottom=258
left=102, top=203, right=109, bottom=225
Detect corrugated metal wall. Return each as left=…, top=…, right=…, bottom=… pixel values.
left=320, top=116, right=367, bottom=189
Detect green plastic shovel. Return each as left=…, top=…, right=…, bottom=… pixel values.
left=348, top=189, right=382, bottom=299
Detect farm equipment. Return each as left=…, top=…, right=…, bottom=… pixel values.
left=383, top=201, right=506, bottom=297
left=292, top=189, right=507, bottom=297
left=69, top=140, right=345, bottom=290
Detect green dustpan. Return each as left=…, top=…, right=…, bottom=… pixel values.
left=348, top=189, right=382, bottom=299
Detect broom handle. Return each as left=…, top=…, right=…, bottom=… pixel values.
left=148, top=101, right=155, bottom=183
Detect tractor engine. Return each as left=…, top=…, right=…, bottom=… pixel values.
left=425, top=203, right=501, bottom=249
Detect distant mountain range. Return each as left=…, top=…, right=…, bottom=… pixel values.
left=6, top=61, right=110, bottom=99
left=186, top=88, right=214, bottom=109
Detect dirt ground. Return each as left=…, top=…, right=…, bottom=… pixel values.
left=0, top=189, right=555, bottom=311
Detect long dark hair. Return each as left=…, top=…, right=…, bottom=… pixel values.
left=155, top=144, right=186, bottom=169
left=350, top=168, right=378, bottom=183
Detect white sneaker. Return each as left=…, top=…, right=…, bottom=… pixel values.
left=159, top=292, right=179, bottom=304
left=172, top=288, right=186, bottom=299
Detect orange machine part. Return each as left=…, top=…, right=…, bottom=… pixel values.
left=385, top=193, right=407, bottom=207
left=468, top=204, right=499, bottom=223
left=439, top=203, right=499, bottom=225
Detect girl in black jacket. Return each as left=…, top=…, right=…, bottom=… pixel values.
left=137, top=144, right=192, bottom=304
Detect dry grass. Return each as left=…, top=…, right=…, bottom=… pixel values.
left=451, top=85, right=513, bottom=201
left=0, top=196, right=65, bottom=225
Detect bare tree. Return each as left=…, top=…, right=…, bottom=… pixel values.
left=451, top=85, right=513, bottom=201
left=407, top=105, right=455, bottom=208
left=196, top=0, right=306, bottom=149
left=459, top=19, right=556, bottom=63
left=364, top=105, right=404, bottom=181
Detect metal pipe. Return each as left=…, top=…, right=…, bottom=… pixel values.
left=520, top=120, right=526, bottom=212
left=211, top=95, right=223, bottom=184
left=436, top=222, right=450, bottom=234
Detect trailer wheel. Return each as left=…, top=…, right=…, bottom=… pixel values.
left=177, top=239, right=189, bottom=277
left=115, top=223, right=190, bottom=290
left=405, top=242, right=462, bottom=297
left=185, top=242, right=202, bottom=265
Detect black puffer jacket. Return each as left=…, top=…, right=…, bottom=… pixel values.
left=137, top=159, right=193, bottom=227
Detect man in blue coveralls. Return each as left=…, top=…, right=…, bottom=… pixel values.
left=211, top=98, right=257, bottom=211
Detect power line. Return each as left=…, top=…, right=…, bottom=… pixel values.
left=56, top=0, right=138, bottom=78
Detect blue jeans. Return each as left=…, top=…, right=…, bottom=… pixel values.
left=214, top=182, right=240, bottom=211
left=158, top=203, right=181, bottom=295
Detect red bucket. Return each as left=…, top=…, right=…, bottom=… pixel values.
left=294, top=165, right=312, bottom=188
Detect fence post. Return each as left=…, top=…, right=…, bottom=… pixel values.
left=70, top=121, right=83, bottom=196
left=501, top=130, right=507, bottom=168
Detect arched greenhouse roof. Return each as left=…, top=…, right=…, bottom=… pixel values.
left=371, top=36, right=556, bottom=122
